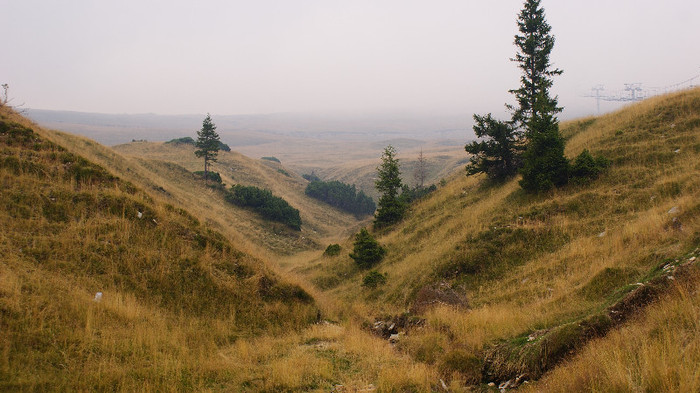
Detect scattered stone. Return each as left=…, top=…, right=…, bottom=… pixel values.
left=674, top=148, right=681, bottom=153
left=137, top=211, right=143, bottom=219
left=690, top=257, right=697, bottom=263
left=440, top=378, right=448, bottom=391
left=667, top=206, right=679, bottom=214
left=597, top=231, right=606, bottom=238
left=488, top=382, right=496, bottom=387
left=93, top=292, right=103, bottom=302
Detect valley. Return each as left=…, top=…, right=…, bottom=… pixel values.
left=2, top=88, right=699, bottom=392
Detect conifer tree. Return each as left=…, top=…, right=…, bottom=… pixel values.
left=194, top=114, right=221, bottom=184
left=464, top=114, right=523, bottom=181
left=374, top=145, right=405, bottom=228
left=509, top=0, right=562, bottom=135
left=510, top=0, right=568, bottom=192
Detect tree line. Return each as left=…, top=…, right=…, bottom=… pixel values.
left=305, top=180, right=376, bottom=217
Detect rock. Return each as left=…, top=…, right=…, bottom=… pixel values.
left=93, top=292, right=103, bottom=302
left=597, top=231, right=606, bottom=237
left=137, top=211, right=143, bottom=219
left=668, top=206, right=679, bottom=214
left=674, top=148, right=681, bottom=153
left=488, top=382, right=496, bottom=387
left=410, top=282, right=468, bottom=314
left=389, top=333, right=400, bottom=343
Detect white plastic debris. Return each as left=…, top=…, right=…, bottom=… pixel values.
left=93, top=292, right=103, bottom=302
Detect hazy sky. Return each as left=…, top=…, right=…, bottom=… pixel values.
left=3, top=0, right=699, bottom=119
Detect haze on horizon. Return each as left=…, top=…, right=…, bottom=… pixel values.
left=3, top=0, right=700, bottom=121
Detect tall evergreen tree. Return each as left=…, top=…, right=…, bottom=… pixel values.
left=374, top=145, right=405, bottom=229
left=509, top=0, right=563, bottom=136
left=510, top=0, right=568, bottom=192
left=194, top=114, right=221, bottom=184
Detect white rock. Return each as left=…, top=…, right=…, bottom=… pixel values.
left=488, top=382, right=496, bottom=387
left=137, top=211, right=143, bottom=219
left=674, top=148, right=681, bottom=153
left=597, top=231, right=606, bottom=238
left=668, top=206, right=679, bottom=214
left=93, top=292, right=103, bottom=302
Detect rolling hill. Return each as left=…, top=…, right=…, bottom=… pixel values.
left=2, top=88, right=699, bottom=392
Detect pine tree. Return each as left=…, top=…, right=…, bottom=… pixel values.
left=194, top=114, right=221, bottom=184
left=464, top=113, right=524, bottom=181
left=349, top=228, right=386, bottom=269
left=374, top=145, right=405, bottom=229
left=509, top=0, right=562, bottom=136
left=510, top=0, right=569, bottom=192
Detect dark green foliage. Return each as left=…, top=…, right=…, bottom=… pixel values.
left=519, top=111, right=569, bottom=193
left=569, top=149, right=610, bottom=184
left=464, top=114, right=523, bottom=181
left=193, top=170, right=222, bottom=184
left=225, top=184, right=302, bottom=230
left=166, top=136, right=195, bottom=145
left=323, top=244, right=342, bottom=256
left=194, top=114, right=221, bottom=182
left=349, top=228, right=386, bottom=269
left=261, top=156, right=281, bottom=163
left=305, top=180, right=376, bottom=217
left=509, top=0, right=563, bottom=133
left=302, top=172, right=321, bottom=182
left=362, top=271, right=387, bottom=288
left=374, top=145, right=406, bottom=228
left=399, top=184, right=437, bottom=204
left=166, top=136, right=230, bottom=151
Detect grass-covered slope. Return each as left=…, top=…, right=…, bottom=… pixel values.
left=293, top=88, right=700, bottom=389
left=108, top=138, right=366, bottom=254
left=0, top=107, right=317, bottom=390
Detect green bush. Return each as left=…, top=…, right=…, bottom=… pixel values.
left=362, top=270, right=387, bottom=288
left=349, top=228, right=386, bottom=269
left=569, top=149, right=610, bottom=184
left=305, top=180, right=376, bottom=217
left=193, top=171, right=222, bottom=184
left=225, top=184, right=301, bottom=230
left=324, top=244, right=341, bottom=256
left=261, top=156, right=281, bottom=163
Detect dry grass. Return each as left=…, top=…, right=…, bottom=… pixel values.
left=2, top=88, right=699, bottom=391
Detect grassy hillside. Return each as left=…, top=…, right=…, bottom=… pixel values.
left=36, top=131, right=365, bottom=257
left=3, top=88, right=698, bottom=392
left=0, top=107, right=319, bottom=390
left=290, top=88, right=700, bottom=390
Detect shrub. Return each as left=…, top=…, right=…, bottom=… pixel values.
left=261, top=156, right=281, bottom=163
left=225, top=184, right=301, bottom=230
left=362, top=271, right=387, bottom=288
left=324, top=244, right=341, bottom=256
left=349, top=228, right=386, bottom=269
left=165, top=136, right=195, bottom=145
left=569, top=149, right=610, bottom=184
left=305, top=180, right=376, bottom=217
left=193, top=170, right=222, bottom=184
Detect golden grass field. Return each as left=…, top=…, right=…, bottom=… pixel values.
left=1, top=88, right=699, bottom=391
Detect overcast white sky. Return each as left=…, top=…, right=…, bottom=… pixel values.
left=2, top=0, right=699, bottom=119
